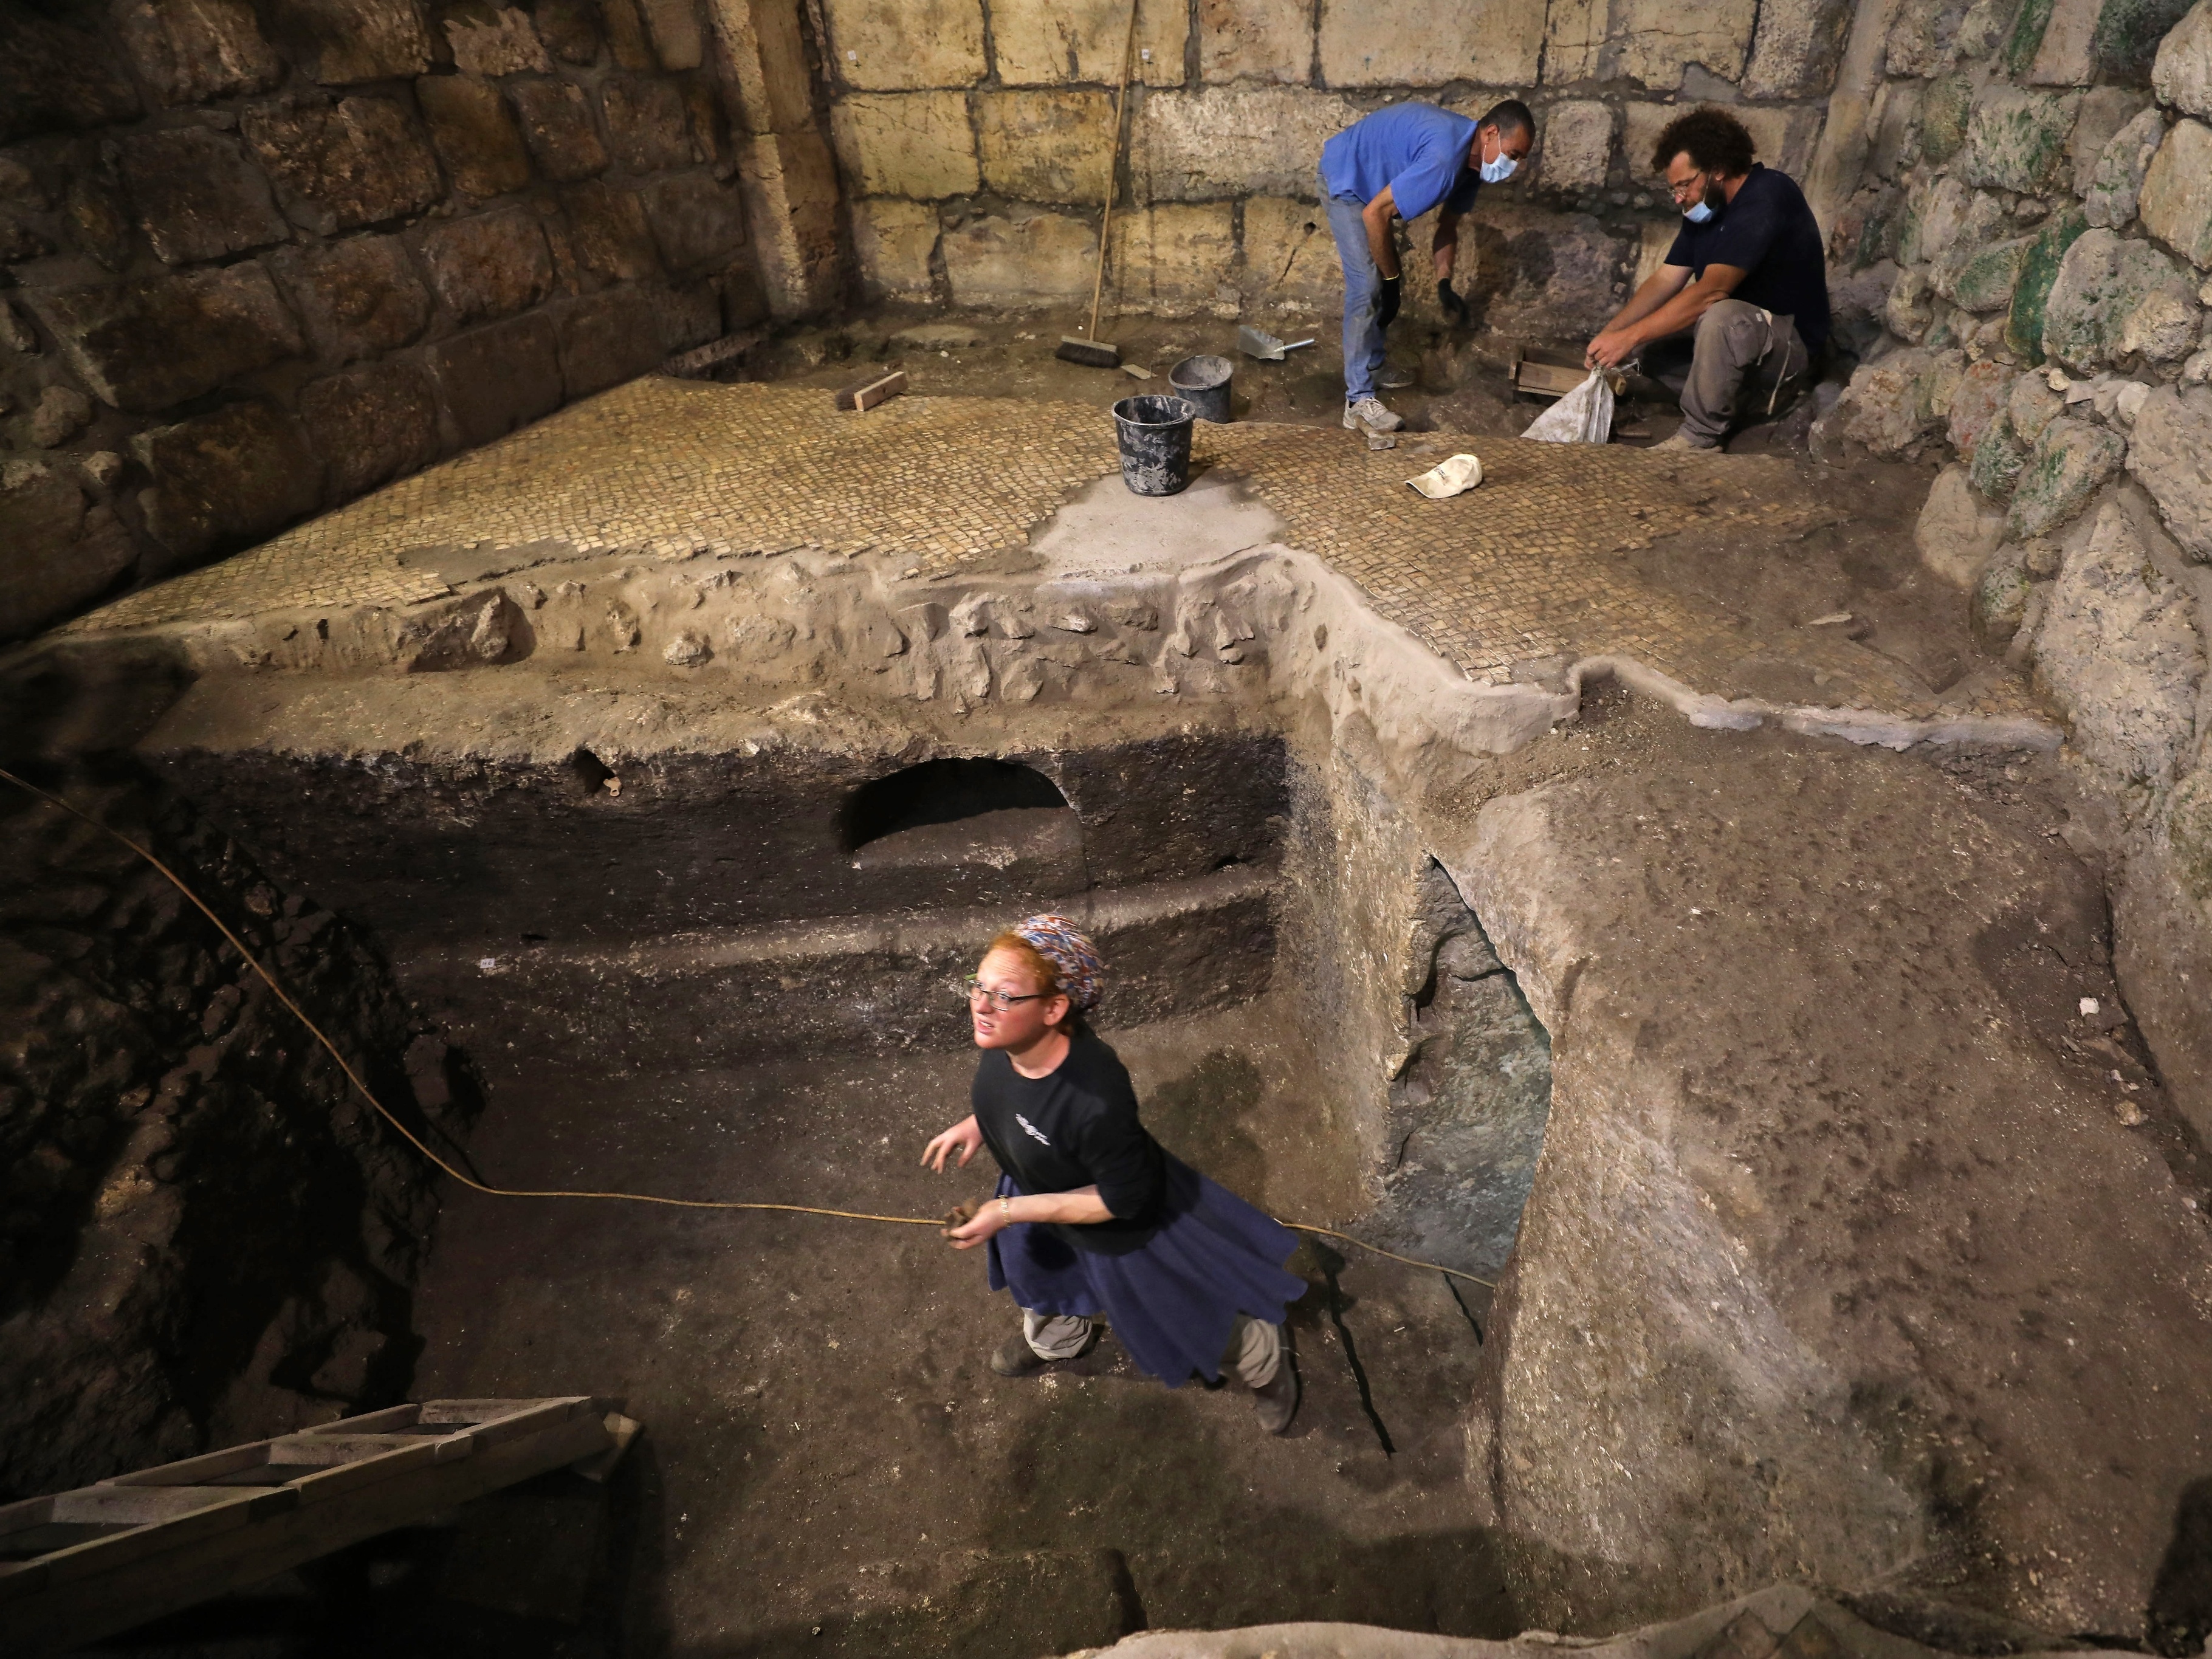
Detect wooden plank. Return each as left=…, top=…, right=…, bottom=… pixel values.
left=416, top=1397, right=574, bottom=1426
left=52, top=1488, right=264, bottom=1526
left=100, top=1440, right=275, bottom=1488
left=296, top=1404, right=422, bottom=1435
left=265, top=1434, right=447, bottom=1468
left=286, top=1438, right=448, bottom=1506
left=0, top=1498, right=56, bottom=1543
left=459, top=1399, right=592, bottom=1449
left=41, top=1489, right=287, bottom=1589
left=834, top=368, right=907, bottom=412
left=1, top=1410, right=611, bottom=1656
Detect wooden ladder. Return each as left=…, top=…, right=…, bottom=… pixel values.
left=0, top=1396, right=625, bottom=1656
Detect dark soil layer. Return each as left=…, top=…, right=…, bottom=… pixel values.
left=388, top=999, right=1499, bottom=1655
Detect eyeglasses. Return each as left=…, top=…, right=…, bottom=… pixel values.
left=1666, top=170, right=1709, bottom=204
left=966, top=977, right=1047, bottom=1011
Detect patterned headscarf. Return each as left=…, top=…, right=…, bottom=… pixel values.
left=1012, top=914, right=1105, bottom=1012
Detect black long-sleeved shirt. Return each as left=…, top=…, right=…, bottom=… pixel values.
left=971, top=1029, right=1166, bottom=1255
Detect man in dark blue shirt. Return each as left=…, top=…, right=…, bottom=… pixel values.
left=1319, top=98, right=1533, bottom=434
left=1585, top=106, right=1830, bottom=451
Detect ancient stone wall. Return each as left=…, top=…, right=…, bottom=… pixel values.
left=1816, top=0, right=2212, bottom=1145
left=822, top=0, right=1857, bottom=337
left=0, top=0, right=799, bottom=646
left=0, top=752, right=468, bottom=1499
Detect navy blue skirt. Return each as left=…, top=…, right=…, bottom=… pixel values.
left=986, top=1153, right=1308, bottom=1386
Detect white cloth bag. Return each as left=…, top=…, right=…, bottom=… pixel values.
left=1522, top=369, right=1614, bottom=444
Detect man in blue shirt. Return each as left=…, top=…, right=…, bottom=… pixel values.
left=1319, top=98, right=1534, bottom=434
left=1585, top=106, right=1830, bottom=451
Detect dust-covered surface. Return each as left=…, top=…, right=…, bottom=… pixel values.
left=1424, top=689, right=2212, bottom=1643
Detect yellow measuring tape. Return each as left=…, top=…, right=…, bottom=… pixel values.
left=1, top=765, right=1494, bottom=1289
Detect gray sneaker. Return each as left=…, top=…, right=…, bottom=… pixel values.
left=1649, top=428, right=1720, bottom=452
left=1252, top=1362, right=1300, bottom=1434
left=1344, top=396, right=1404, bottom=432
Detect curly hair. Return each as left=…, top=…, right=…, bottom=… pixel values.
left=1649, top=105, right=1756, bottom=177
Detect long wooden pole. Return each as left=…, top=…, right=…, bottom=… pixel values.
left=1084, top=0, right=1142, bottom=342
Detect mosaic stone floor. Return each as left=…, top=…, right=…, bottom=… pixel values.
left=63, top=379, right=2040, bottom=724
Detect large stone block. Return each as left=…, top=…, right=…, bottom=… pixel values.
left=2026, top=0, right=2102, bottom=83
left=820, top=0, right=987, bottom=89
left=419, top=205, right=554, bottom=322
left=2142, top=117, right=2212, bottom=268
left=30, top=266, right=303, bottom=413
left=1943, top=234, right=2035, bottom=313
left=1240, top=196, right=1338, bottom=306
left=1445, top=202, right=1626, bottom=340
left=1920, top=72, right=1973, bottom=163
left=636, top=0, right=704, bottom=68
left=642, top=173, right=747, bottom=271
left=1836, top=348, right=1937, bottom=456
left=1609, top=0, right=1760, bottom=84
left=117, top=126, right=288, bottom=265
left=298, top=359, right=441, bottom=498
left=242, top=95, right=444, bottom=234
left=2005, top=416, right=2125, bottom=539
left=2126, top=383, right=2212, bottom=558
left=416, top=72, right=534, bottom=200
left=0, top=10, right=140, bottom=142
left=2155, top=0, right=2212, bottom=120
left=131, top=400, right=321, bottom=560
left=534, top=0, right=601, bottom=63
left=1742, top=0, right=1852, bottom=97
left=442, top=4, right=552, bottom=73
left=1735, top=105, right=1824, bottom=177
left=1947, top=359, right=2013, bottom=458
left=2070, top=85, right=2152, bottom=197
left=113, top=0, right=284, bottom=106
left=1198, top=0, right=1311, bottom=84
left=555, top=287, right=664, bottom=396
left=852, top=197, right=939, bottom=300
left=2004, top=206, right=2088, bottom=363
left=1538, top=100, right=1613, bottom=192
left=2084, top=106, right=2165, bottom=230
left=430, top=311, right=563, bottom=445
left=507, top=78, right=610, bottom=181
left=1317, top=0, right=1543, bottom=87
left=1970, top=411, right=2030, bottom=498
left=0, top=466, right=137, bottom=642
left=735, top=128, right=842, bottom=317
left=1915, top=463, right=2006, bottom=586
left=602, top=77, right=693, bottom=173
left=597, top=0, right=658, bottom=69
left=2044, top=225, right=2199, bottom=368
left=1109, top=201, right=1234, bottom=314
left=941, top=210, right=1094, bottom=307
left=562, top=180, right=661, bottom=282
left=1137, top=86, right=1356, bottom=202
left=1960, top=86, right=2080, bottom=193
left=977, top=91, right=1113, bottom=204
left=267, top=0, right=434, bottom=84
left=270, top=235, right=431, bottom=362
left=993, top=0, right=1185, bottom=87
left=828, top=92, right=980, bottom=198
left=2035, top=498, right=2203, bottom=788
left=1897, top=174, right=1972, bottom=267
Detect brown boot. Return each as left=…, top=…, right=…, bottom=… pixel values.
left=1252, top=1362, right=1299, bottom=1434
left=991, top=1333, right=1051, bottom=1376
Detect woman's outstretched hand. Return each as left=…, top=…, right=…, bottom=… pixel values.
left=922, top=1115, right=984, bottom=1173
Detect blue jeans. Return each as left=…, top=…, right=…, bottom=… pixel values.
left=1323, top=185, right=1387, bottom=403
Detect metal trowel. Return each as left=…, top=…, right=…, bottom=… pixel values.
left=1238, top=325, right=1314, bottom=362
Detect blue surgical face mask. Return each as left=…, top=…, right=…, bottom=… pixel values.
left=1682, top=199, right=1715, bottom=223
left=1480, top=154, right=1518, bottom=184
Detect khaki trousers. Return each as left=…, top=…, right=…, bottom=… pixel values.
left=1022, top=1307, right=1282, bottom=1387
left=1642, top=297, right=1812, bottom=445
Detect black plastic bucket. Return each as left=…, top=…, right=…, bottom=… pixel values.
left=1168, top=354, right=1234, bottom=423
left=1112, top=394, right=1197, bottom=496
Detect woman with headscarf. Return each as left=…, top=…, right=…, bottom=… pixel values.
left=921, top=915, right=1307, bottom=1433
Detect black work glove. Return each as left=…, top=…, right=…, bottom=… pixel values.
left=1374, top=273, right=1402, bottom=329
left=1439, top=275, right=1470, bottom=325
